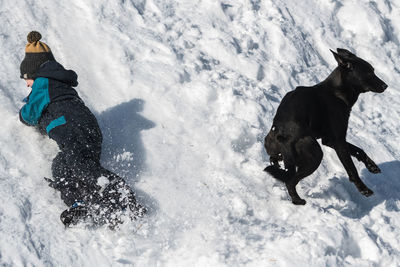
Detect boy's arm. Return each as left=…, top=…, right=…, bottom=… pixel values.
left=19, top=92, right=32, bottom=126
left=19, top=108, right=32, bottom=126
left=19, top=78, right=50, bottom=126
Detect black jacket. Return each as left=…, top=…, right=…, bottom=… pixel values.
left=19, top=61, right=99, bottom=139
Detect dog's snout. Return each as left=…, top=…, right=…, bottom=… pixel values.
left=382, top=83, right=388, bottom=90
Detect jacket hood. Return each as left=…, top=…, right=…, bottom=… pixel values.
left=35, top=61, right=78, bottom=87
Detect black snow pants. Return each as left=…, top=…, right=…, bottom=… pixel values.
left=47, top=99, right=139, bottom=215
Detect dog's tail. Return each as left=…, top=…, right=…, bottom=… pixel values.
left=264, top=165, right=291, bottom=183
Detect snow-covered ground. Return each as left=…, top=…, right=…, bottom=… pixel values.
left=1, top=0, right=400, bottom=266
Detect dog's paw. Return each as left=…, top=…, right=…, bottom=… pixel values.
left=352, top=181, right=374, bottom=197
left=291, top=198, right=306, bottom=205
left=360, top=187, right=374, bottom=197
left=365, top=158, right=381, bottom=174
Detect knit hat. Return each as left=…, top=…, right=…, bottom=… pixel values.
left=20, top=31, right=55, bottom=79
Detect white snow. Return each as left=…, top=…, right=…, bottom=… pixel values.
left=1, top=0, right=400, bottom=266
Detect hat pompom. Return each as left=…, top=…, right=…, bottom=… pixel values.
left=27, top=31, right=42, bottom=43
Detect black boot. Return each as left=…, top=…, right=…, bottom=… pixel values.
left=60, top=201, right=91, bottom=227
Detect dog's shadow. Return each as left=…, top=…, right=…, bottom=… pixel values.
left=97, top=98, right=158, bottom=214
left=310, top=161, right=400, bottom=219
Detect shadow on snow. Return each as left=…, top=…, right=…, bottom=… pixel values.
left=97, top=98, right=158, bottom=214
left=310, top=161, right=400, bottom=219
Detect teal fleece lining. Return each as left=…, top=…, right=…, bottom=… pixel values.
left=46, top=116, right=66, bottom=134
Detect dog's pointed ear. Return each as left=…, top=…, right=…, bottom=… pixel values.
left=337, top=48, right=356, bottom=58
left=330, top=49, right=352, bottom=69
left=331, top=49, right=345, bottom=65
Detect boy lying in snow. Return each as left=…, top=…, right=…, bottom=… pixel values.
left=19, top=31, right=145, bottom=227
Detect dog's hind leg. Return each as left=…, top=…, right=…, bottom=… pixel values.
left=285, top=136, right=323, bottom=205
left=264, top=129, right=283, bottom=169
left=282, top=165, right=304, bottom=205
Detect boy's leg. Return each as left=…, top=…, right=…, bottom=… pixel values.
left=101, top=169, right=143, bottom=209
left=50, top=148, right=102, bottom=207
left=58, top=165, right=145, bottom=227
left=87, top=167, right=146, bottom=225
left=51, top=151, right=85, bottom=207
left=52, top=149, right=103, bottom=227
left=51, top=121, right=145, bottom=225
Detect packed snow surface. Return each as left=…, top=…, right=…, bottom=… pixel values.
left=1, top=0, right=400, bottom=266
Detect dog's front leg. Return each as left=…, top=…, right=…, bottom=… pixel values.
left=334, top=143, right=374, bottom=197
left=323, top=139, right=381, bottom=174
left=346, top=142, right=381, bottom=174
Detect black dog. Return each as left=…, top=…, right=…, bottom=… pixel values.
left=264, top=48, right=387, bottom=205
